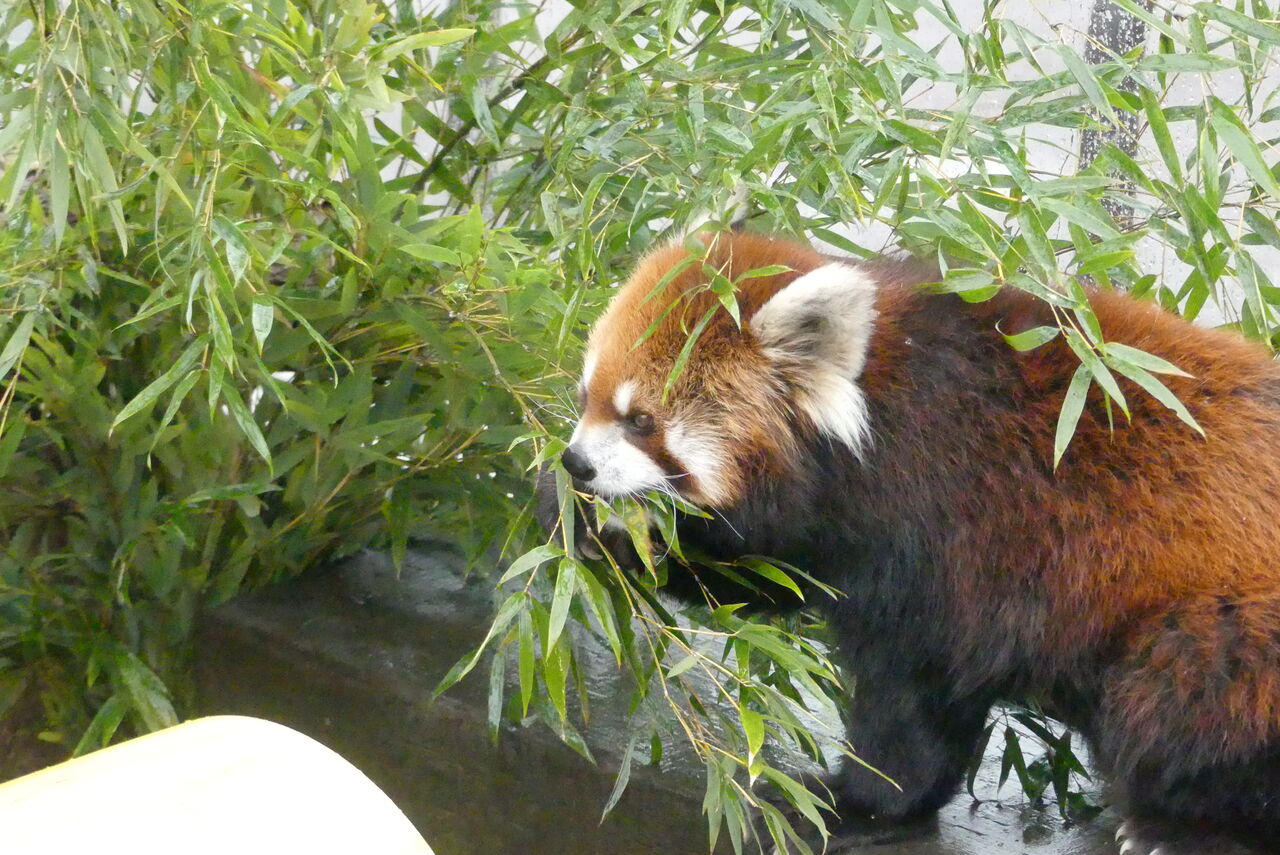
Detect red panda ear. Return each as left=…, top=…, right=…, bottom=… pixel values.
left=750, top=262, right=878, bottom=452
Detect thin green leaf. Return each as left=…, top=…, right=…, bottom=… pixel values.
left=1198, top=3, right=1280, bottom=45
left=49, top=138, right=70, bottom=245
left=741, top=708, right=765, bottom=761
left=1056, top=44, right=1114, bottom=126
left=1141, top=88, right=1182, bottom=184
left=662, top=307, right=716, bottom=403
left=111, top=337, right=204, bottom=432
left=1210, top=98, right=1280, bottom=201
left=1104, top=342, right=1192, bottom=377
left=378, top=28, right=476, bottom=61
left=434, top=593, right=526, bottom=698
left=221, top=385, right=273, bottom=468
left=251, top=296, right=274, bottom=351
left=1001, top=324, right=1060, bottom=352
left=1115, top=363, right=1205, bottom=436
left=518, top=611, right=536, bottom=716
left=601, top=733, right=639, bottom=820
left=0, top=313, right=36, bottom=383
left=498, top=544, right=561, bottom=586
left=666, top=654, right=700, bottom=679
left=545, top=558, right=578, bottom=653
left=1054, top=364, right=1093, bottom=468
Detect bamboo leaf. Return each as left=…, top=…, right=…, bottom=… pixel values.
left=1114, top=363, right=1205, bottom=436
left=434, top=593, right=526, bottom=698
left=377, top=28, right=475, bottom=62
left=1209, top=98, right=1280, bottom=201
left=1038, top=198, right=1119, bottom=240
left=1064, top=329, right=1128, bottom=416
left=1103, top=342, right=1192, bottom=377
left=79, top=123, right=127, bottom=249
left=1198, top=3, right=1280, bottom=45
left=1140, top=88, right=1182, bottom=184
left=736, top=557, right=804, bottom=599
left=1054, top=364, right=1093, bottom=468
left=545, top=557, right=578, bottom=653
left=601, top=732, right=639, bottom=820
left=544, top=634, right=570, bottom=722
left=741, top=708, right=764, bottom=761
left=50, top=138, right=70, bottom=245
left=662, top=307, right=716, bottom=403
left=1137, top=54, right=1240, bottom=73
left=251, top=296, right=274, bottom=352
left=1056, top=44, right=1114, bottom=126
left=0, top=313, right=36, bottom=383
left=1001, top=324, right=1059, bottom=352
left=497, top=544, right=560, bottom=585
left=518, top=611, right=536, bottom=716
left=221, top=384, right=273, bottom=467
left=212, top=216, right=252, bottom=282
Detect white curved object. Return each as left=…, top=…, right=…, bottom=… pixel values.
left=0, top=715, right=434, bottom=855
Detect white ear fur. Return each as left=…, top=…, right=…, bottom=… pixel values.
left=750, top=262, right=877, bottom=454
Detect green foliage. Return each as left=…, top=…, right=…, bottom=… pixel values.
left=0, top=0, right=549, bottom=749
left=3, top=0, right=1280, bottom=850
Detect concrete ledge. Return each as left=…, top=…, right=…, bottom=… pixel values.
left=196, top=544, right=712, bottom=855
left=196, top=543, right=1126, bottom=855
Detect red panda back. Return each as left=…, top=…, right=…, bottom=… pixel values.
left=859, top=276, right=1280, bottom=664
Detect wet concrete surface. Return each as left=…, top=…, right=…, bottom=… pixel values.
left=194, top=544, right=1264, bottom=855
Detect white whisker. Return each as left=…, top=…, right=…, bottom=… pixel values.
left=707, top=506, right=744, bottom=542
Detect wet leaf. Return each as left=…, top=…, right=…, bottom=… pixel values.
left=435, top=593, right=526, bottom=698
left=545, top=557, right=578, bottom=653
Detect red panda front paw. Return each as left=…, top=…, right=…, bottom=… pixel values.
left=533, top=465, right=645, bottom=568
left=1114, top=817, right=1260, bottom=855
left=1115, top=818, right=1179, bottom=855
left=534, top=464, right=602, bottom=559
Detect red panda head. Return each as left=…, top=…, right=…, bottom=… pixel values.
left=562, top=232, right=878, bottom=508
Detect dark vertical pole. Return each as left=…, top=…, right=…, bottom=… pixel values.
left=1079, top=1, right=1151, bottom=228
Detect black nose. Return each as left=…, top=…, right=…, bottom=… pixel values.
left=561, top=446, right=596, bottom=482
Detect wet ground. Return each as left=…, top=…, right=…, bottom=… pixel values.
left=195, top=545, right=1268, bottom=855
left=856, top=720, right=1122, bottom=855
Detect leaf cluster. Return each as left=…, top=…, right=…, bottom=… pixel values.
left=0, top=0, right=548, bottom=751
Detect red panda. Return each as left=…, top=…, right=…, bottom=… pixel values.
left=550, top=231, right=1280, bottom=852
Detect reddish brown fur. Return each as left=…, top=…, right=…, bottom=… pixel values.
left=576, top=231, right=1280, bottom=838
left=861, top=259, right=1280, bottom=779
left=932, top=286, right=1280, bottom=774
left=582, top=234, right=832, bottom=502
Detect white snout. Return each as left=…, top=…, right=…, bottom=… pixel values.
left=569, top=421, right=668, bottom=498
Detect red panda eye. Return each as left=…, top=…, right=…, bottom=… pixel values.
left=626, top=412, right=655, bottom=434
